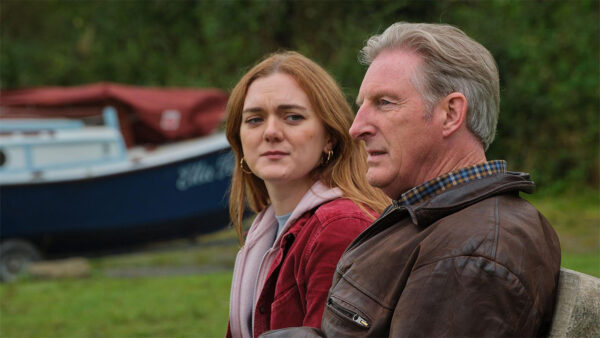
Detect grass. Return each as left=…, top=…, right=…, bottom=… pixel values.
left=91, top=232, right=239, bottom=272
left=0, top=230, right=240, bottom=338
left=0, top=273, right=233, bottom=338
left=0, top=190, right=598, bottom=338
left=524, top=187, right=600, bottom=277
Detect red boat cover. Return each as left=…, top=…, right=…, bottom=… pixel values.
left=0, top=82, right=229, bottom=146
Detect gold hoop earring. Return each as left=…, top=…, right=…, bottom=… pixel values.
left=240, top=158, right=252, bottom=174
left=321, top=150, right=333, bottom=165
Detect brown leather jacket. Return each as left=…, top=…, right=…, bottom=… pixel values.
left=261, top=172, right=561, bottom=337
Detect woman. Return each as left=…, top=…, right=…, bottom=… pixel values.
left=225, top=51, right=389, bottom=337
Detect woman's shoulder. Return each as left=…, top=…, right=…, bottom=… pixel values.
left=313, top=198, right=379, bottom=225
left=297, top=198, right=376, bottom=247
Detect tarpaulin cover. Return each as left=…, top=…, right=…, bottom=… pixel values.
left=0, top=82, right=229, bottom=146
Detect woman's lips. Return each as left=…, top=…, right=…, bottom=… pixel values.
left=261, top=151, right=288, bottom=159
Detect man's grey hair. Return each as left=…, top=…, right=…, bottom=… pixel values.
left=360, top=22, right=500, bottom=150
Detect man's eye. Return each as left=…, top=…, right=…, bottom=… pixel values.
left=379, top=99, right=391, bottom=106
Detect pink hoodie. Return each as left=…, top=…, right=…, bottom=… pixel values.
left=228, top=181, right=343, bottom=338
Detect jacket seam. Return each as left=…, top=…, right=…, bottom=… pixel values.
left=492, top=197, right=499, bottom=258
left=413, top=255, right=532, bottom=335
left=339, top=253, right=534, bottom=313
left=337, top=271, right=395, bottom=310
left=460, top=197, right=500, bottom=258
left=412, top=254, right=523, bottom=283
left=413, top=181, right=529, bottom=225
left=413, top=254, right=534, bottom=332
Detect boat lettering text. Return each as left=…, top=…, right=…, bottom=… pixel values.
left=176, top=153, right=233, bottom=191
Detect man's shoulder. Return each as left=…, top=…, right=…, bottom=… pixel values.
left=422, top=192, right=555, bottom=257
left=415, top=192, right=561, bottom=323
left=419, top=192, right=560, bottom=278
left=449, top=191, right=542, bottom=227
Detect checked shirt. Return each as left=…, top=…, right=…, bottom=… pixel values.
left=398, top=160, right=507, bottom=206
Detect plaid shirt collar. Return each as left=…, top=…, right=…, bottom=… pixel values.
left=398, top=160, right=507, bottom=206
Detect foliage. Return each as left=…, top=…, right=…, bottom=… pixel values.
left=1, top=0, right=598, bottom=189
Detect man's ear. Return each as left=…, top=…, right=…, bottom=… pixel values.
left=440, top=92, right=468, bottom=138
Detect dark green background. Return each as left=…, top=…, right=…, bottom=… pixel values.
left=1, top=0, right=598, bottom=190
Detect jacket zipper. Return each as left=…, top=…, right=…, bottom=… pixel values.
left=327, top=298, right=370, bottom=328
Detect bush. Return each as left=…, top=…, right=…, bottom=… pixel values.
left=1, top=0, right=598, bottom=189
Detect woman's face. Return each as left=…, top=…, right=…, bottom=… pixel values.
left=240, top=72, right=331, bottom=187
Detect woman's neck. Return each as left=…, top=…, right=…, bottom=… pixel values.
left=265, top=178, right=316, bottom=216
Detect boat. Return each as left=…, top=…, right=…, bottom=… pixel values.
left=0, top=83, right=234, bottom=281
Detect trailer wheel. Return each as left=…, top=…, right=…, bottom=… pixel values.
left=0, top=240, right=41, bottom=282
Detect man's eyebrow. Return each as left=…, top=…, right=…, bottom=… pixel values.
left=378, top=91, right=401, bottom=100
left=358, top=90, right=402, bottom=105
left=355, top=95, right=363, bottom=106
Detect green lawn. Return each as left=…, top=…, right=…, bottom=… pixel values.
left=0, top=190, right=598, bottom=338
left=0, top=230, right=240, bottom=338
left=0, top=273, right=233, bottom=338
left=524, top=188, right=600, bottom=277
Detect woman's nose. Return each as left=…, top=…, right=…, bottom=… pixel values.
left=264, top=117, right=283, bottom=142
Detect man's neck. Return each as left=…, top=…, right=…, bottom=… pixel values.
left=398, top=159, right=506, bottom=206
left=394, top=136, right=487, bottom=199
left=435, top=147, right=487, bottom=177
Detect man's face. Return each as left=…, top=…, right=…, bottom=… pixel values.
left=350, top=49, right=444, bottom=199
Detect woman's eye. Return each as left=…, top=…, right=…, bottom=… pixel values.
left=285, top=114, right=304, bottom=122
left=245, top=117, right=263, bottom=124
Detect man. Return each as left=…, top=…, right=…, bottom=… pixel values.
left=261, top=22, right=561, bottom=337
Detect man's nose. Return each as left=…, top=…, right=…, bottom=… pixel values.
left=349, top=104, right=372, bottom=140
left=264, top=117, right=283, bottom=142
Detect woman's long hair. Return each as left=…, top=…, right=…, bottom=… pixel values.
left=225, top=51, right=390, bottom=244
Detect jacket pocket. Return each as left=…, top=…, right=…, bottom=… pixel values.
left=327, top=297, right=370, bottom=329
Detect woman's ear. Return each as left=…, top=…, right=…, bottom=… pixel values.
left=324, top=133, right=336, bottom=153
left=440, top=92, right=468, bottom=138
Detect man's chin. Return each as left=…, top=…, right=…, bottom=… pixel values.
left=367, top=174, right=402, bottom=199
left=366, top=174, right=388, bottom=191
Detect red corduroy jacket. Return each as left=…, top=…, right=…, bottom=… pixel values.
left=227, top=198, right=376, bottom=337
